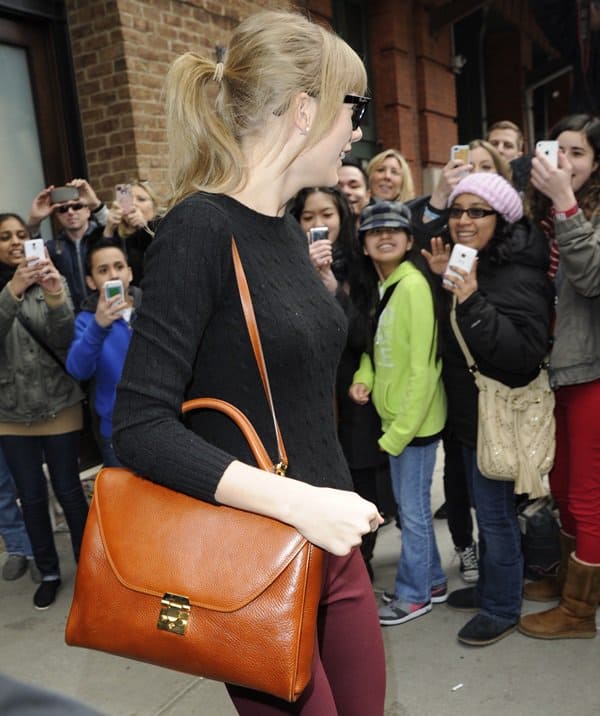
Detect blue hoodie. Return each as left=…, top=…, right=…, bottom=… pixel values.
left=66, top=287, right=142, bottom=439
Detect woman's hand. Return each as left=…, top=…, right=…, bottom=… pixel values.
left=349, top=382, right=370, bottom=405
left=95, top=290, right=128, bottom=328
left=37, top=252, right=63, bottom=295
left=308, top=239, right=337, bottom=293
left=443, top=259, right=478, bottom=303
left=421, top=236, right=451, bottom=276
left=7, top=261, right=40, bottom=298
left=428, top=159, right=472, bottom=211
left=104, top=202, right=123, bottom=236
left=123, top=206, right=147, bottom=229
left=530, top=150, right=577, bottom=211
left=292, top=487, right=383, bottom=556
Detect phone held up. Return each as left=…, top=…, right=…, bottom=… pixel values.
left=308, top=226, right=329, bottom=244
left=536, top=140, right=559, bottom=168
left=24, top=239, right=45, bottom=266
left=104, top=279, right=125, bottom=304
left=450, top=145, right=470, bottom=164
left=50, top=186, right=79, bottom=205
left=115, top=184, right=133, bottom=213
left=443, top=244, right=478, bottom=288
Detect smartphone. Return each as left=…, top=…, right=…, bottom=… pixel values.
left=24, top=238, right=45, bottom=266
left=536, top=140, right=559, bottom=168
left=443, top=244, right=478, bottom=287
left=115, top=184, right=133, bottom=212
left=104, top=279, right=125, bottom=303
left=450, top=145, right=470, bottom=164
left=50, top=186, right=79, bottom=204
left=308, top=226, right=329, bottom=243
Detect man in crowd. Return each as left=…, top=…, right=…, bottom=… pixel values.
left=487, top=120, right=524, bottom=162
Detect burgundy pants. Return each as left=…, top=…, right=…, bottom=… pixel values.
left=226, top=548, right=386, bottom=715
left=550, top=380, right=600, bottom=563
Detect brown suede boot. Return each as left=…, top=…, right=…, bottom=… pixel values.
left=523, top=531, right=575, bottom=602
left=519, top=554, right=600, bottom=639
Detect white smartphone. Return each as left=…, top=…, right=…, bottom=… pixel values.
left=450, top=145, right=470, bottom=164
left=536, top=140, right=559, bottom=168
left=444, top=244, right=478, bottom=287
left=104, top=279, right=124, bottom=303
left=24, top=238, right=45, bottom=265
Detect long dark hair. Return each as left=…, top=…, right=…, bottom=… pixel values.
left=0, top=213, right=29, bottom=289
left=287, top=186, right=358, bottom=283
left=526, top=114, right=600, bottom=222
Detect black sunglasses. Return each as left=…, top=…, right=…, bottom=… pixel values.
left=448, top=207, right=497, bottom=220
left=57, top=203, right=86, bottom=213
left=343, top=94, right=371, bottom=131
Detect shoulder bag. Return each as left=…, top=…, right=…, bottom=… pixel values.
left=65, top=238, right=326, bottom=703
left=450, top=298, right=555, bottom=497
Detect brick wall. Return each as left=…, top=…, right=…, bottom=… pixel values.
left=65, top=0, right=291, bottom=207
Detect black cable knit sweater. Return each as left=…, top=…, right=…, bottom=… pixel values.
left=113, top=192, right=352, bottom=502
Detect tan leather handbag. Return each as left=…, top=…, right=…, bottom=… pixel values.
left=450, top=299, right=555, bottom=498
left=65, top=240, right=325, bottom=702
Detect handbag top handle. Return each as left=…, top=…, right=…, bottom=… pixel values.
left=231, top=237, right=289, bottom=476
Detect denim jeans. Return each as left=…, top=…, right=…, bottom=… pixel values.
left=462, top=446, right=523, bottom=623
left=0, top=432, right=89, bottom=578
left=0, top=447, right=33, bottom=557
left=389, top=442, right=446, bottom=604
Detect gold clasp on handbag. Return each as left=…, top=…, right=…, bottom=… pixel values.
left=157, top=593, right=190, bottom=635
left=274, top=461, right=288, bottom=476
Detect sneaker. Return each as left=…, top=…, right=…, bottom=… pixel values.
left=378, top=599, right=432, bottom=626
left=457, top=613, right=517, bottom=646
left=2, top=554, right=28, bottom=581
left=456, top=542, right=479, bottom=583
left=446, top=586, right=480, bottom=612
left=382, top=582, right=447, bottom=605
left=33, top=579, right=61, bottom=610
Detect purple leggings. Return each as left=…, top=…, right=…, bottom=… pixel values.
left=226, top=548, right=386, bottom=715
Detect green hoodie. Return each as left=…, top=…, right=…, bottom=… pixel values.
left=353, top=261, right=446, bottom=456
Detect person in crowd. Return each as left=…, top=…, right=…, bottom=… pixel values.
left=103, top=180, right=160, bottom=286
left=0, top=446, right=39, bottom=582
left=112, top=10, right=386, bottom=715
left=337, top=155, right=371, bottom=225
left=367, top=148, right=415, bottom=203
left=487, top=120, right=524, bottom=162
left=66, top=237, right=141, bottom=468
left=289, top=186, right=389, bottom=579
left=0, top=213, right=88, bottom=609
left=467, top=139, right=512, bottom=179
left=27, top=179, right=108, bottom=312
left=349, top=201, right=447, bottom=625
left=422, top=172, right=553, bottom=645
left=519, top=113, right=600, bottom=640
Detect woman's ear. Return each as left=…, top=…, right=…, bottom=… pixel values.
left=293, top=92, right=315, bottom=136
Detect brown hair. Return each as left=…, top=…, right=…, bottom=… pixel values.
left=487, top=120, right=524, bottom=152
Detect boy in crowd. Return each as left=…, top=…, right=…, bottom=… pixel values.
left=66, top=237, right=141, bottom=467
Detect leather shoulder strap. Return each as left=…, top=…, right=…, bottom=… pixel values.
left=231, top=238, right=288, bottom=475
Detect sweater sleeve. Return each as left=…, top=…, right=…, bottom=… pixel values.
left=112, top=196, right=236, bottom=504
left=554, top=212, right=600, bottom=298
left=66, top=312, right=109, bottom=381
left=352, top=352, right=374, bottom=391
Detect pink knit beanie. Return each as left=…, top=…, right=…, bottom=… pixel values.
left=447, top=173, right=523, bottom=224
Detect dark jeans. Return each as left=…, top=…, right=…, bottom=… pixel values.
left=442, top=429, right=473, bottom=549
left=462, top=446, right=523, bottom=623
left=0, top=432, right=89, bottom=578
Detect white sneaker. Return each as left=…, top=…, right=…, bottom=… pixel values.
left=456, top=543, right=479, bottom=583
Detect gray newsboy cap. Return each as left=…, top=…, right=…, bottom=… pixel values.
left=358, top=200, right=412, bottom=236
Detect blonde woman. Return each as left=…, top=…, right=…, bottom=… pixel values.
left=104, top=180, right=160, bottom=286
left=113, top=10, right=385, bottom=715
left=367, top=148, right=415, bottom=202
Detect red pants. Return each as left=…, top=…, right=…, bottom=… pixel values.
left=226, top=548, right=386, bottom=715
left=550, top=380, right=600, bottom=563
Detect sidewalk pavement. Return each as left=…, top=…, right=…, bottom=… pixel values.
left=1, top=453, right=599, bottom=715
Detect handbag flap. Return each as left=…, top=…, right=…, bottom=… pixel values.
left=93, top=468, right=310, bottom=612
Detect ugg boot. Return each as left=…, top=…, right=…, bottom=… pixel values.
left=518, top=554, right=600, bottom=639
left=523, top=531, right=575, bottom=602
